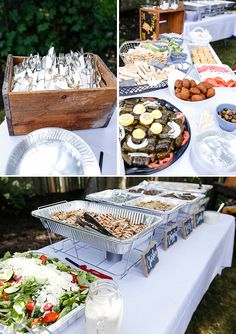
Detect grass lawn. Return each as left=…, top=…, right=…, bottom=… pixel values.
left=186, top=256, right=236, bottom=334
left=211, top=38, right=236, bottom=67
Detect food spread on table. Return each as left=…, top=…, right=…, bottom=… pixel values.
left=119, top=97, right=190, bottom=170
left=137, top=200, right=176, bottom=211
left=119, top=62, right=175, bottom=87
left=12, top=46, right=101, bottom=92
left=191, top=46, right=217, bottom=64
left=218, top=108, right=236, bottom=123
left=195, top=64, right=236, bottom=87
left=51, top=210, right=146, bottom=240
left=0, top=252, right=97, bottom=331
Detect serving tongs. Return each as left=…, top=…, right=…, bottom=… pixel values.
left=84, top=213, right=114, bottom=237
left=76, top=214, right=114, bottom=237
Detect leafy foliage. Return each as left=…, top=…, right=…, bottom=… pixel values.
left=0, top=178, right=34, bottom=211
left=0, top=0, right=116, bottom=57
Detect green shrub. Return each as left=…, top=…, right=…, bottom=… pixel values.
left=0, top=178, right=34, bottom=211
left=0, top=0, right=116, bottom=57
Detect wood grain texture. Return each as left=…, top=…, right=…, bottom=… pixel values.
left=140, top=4, right=185, bottom=40
left=4, top=55, right=117, bottom=136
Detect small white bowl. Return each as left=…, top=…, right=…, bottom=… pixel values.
left=168, top=69, right=216, bottom=105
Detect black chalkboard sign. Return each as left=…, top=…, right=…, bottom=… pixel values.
left=182, top=217, right=193, bottom=239
left=141, top=241, right=159, bottom=277
left=140, top=9, right=158, bottom=40
left=164, top=225, right=178, bottom=250
left=194, top=210, right=205, bottom=228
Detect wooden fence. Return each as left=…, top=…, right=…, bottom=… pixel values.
left=19, top=177, right=221, bottom=195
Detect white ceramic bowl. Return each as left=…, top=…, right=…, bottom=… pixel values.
left=168, top=69, right=216, bottom=105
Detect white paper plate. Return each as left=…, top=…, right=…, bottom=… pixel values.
left=6, top=128, right=101, bottom=176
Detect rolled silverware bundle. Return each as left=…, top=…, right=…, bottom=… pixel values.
left=12, top=46, right=102, bottom=92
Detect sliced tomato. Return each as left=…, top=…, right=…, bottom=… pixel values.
left=205, top=78, right=218, bottom=86
left=181, top=131, right=190, bottom=146
left=0, top=282, right=4, bottom=287
left=42, top=312, right=59, bottom=323
left=30, top=318, right=42, bottom=328
left=148, top=152, right=174, bottom=170
left=71, top=273, right=78, bottom=284
left=26, top=301, right=35, bottom=311
left=226, top=79, right=236, bottom=87
left=2, top=291, right=8, bottom=300
left=13, top=275, right=22, bottom=282
left=175, top=112, right=185, bottom=124
left=43, top=303, right=53, bottom=312
left=40, top=255, right=47, bottom=265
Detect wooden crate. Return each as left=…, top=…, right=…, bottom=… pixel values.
left=2, top=54, right=117, bottom=136
left=140, top=4, right=185, bottom=40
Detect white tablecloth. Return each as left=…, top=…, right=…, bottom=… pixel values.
left=40, top=211, right=235, bottom=334
left=0, top=111, right=117, bottom=175
left=119, top=44, right=236, bottom=175
left=183, top=13, right=236, bottom=41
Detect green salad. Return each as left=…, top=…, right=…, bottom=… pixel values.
left=0, top=252, right=97, bottom=332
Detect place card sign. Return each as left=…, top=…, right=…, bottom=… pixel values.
left=164, top=225, right=178, bottom=250
left=141, top=241, right=159, bottom=277
left=182, top=217, right=193, bottom=239
left=194, top=210, right=205, bottom=228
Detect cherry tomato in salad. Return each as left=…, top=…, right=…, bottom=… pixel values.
left=79, top=285, right=88, bottom=290
left=13, top=275, right=22, bottom=282
left=40, top=255, right=47, bottom=265
left=0, top=282, right=4, bottom=287
left=8, top=279, right=14, bottom=283
left=26, top=301, right=35, bottom=311
left=2, top=291, right=8, bottom=300
left=30, top=318, right=42, bottom=328
left=42, top=312, right=59, bottom=323
left=181, top=131, right=190, bottom=146
left=43, top=303, right=53, bottom=312
left=71, top=273, right=78, bottom=284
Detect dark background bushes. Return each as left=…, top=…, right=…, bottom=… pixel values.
left=0, top=0, right=117, bottom=110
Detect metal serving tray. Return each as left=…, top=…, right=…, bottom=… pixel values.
left=158, top=191, right=205, bottom=215
left=31, top=200, right=162, bottom=255
left=133, top=180, right=213, bottom=194
left=123, top=196, right=184, bottom=225
left=0, top=252, right=85, bottom=334
left=86, top=189, right=142, bottom=205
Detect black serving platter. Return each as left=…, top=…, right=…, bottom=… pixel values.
left=120, top=97, right=191, bottom=175
left=119, top=80, right=168, bottom=97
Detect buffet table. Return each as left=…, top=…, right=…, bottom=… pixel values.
left=119, top=43, right=236, bottom=176
left=40, top=211, right=235, bottom=334
left=0, top=111, right=117, bottom=175
left=183, top=13, right=236, bottom=41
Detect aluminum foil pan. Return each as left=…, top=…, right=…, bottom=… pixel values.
left=158, top=191, right=205, bottom=215
left=5, top=128, right=100, bottom=176
left=134, top=180, right=213, bottom=194
left=0, top=251, right=86, bottom=334
left=86, top=189, right=142, bottom=205
left=123, top=195, right=184, bottom=225
left=31, top=200, right=163, bottom=254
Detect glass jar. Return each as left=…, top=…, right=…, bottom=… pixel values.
left=85, top=279, right=123, bottom=334
left=160, top=0, right=170, bottom=10
left=169, top=0, right=179, bottom=10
